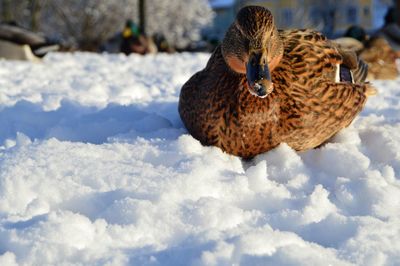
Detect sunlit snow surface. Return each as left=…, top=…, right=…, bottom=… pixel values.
left=0, top=52, right=400, bottom=266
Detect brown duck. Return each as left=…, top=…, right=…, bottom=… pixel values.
left=179, top=6, right=375, bottom=159
left=334, top=36, right=399, bottom=80
left=359, top=37, right=399, bottom=80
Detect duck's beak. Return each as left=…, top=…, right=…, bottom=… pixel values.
left=246, top=52, right=273, bottom=98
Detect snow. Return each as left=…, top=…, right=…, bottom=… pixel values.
left=0, top=52, right=400, bottom=265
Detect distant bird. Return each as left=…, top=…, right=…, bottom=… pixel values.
left=334, top=25, right=399, bottom=80
left=359, top=37, right=399, bottom=80
left=334, top=25, right=367, bottom=54
left=333, top=37, right=364, bottom=54
left=179, top=6, right=375, bottom=159
left=0, top=23, right=59, bottom=60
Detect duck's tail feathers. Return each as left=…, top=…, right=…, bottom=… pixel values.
left=365, top=82, right=377, bottom=97
left=351, top=58, right=369, bottom=83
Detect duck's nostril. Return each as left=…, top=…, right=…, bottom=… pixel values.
left=255, top=83, right=267, bottom=97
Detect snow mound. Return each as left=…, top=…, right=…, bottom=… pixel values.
left=0, top=52, right=400, bottom=265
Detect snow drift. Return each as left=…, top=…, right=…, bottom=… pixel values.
left=0, top=52, right=399, bottom=265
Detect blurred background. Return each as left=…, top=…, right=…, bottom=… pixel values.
left=0, top=0, right=398, bottom=56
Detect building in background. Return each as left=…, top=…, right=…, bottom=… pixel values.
left=208, top=0, right=392, bottom=40
left=207, top=0, right=236, bottom=40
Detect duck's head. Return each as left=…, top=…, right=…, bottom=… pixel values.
left=221, top=6, right=283, bottom=98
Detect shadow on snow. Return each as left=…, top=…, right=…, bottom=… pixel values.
left=0, top=100, right=186, bottom=144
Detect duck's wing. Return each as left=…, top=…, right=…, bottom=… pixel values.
left=337, top=48, right=370, bottom=85
left=279, top=30, right=362, bottom=82
left=275, top=30, right=375, bottom=144
left=276, top=29, right=340, bottom=84
left=277, top=29, right=374, bottom=92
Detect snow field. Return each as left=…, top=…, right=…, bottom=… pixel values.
left=0, top=52, right=400, bottom=265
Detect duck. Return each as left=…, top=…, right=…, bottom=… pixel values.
left=334, top=25, right=367, bottom=54
left=333, top=37, right=364, bottom=54
left=334, top=26, right=399, bottom=80
left=0, top=23, right=59, bottom=61
left=359, top=37, right=399, bottom=80
left=179, top=6, right=375, bottom=159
